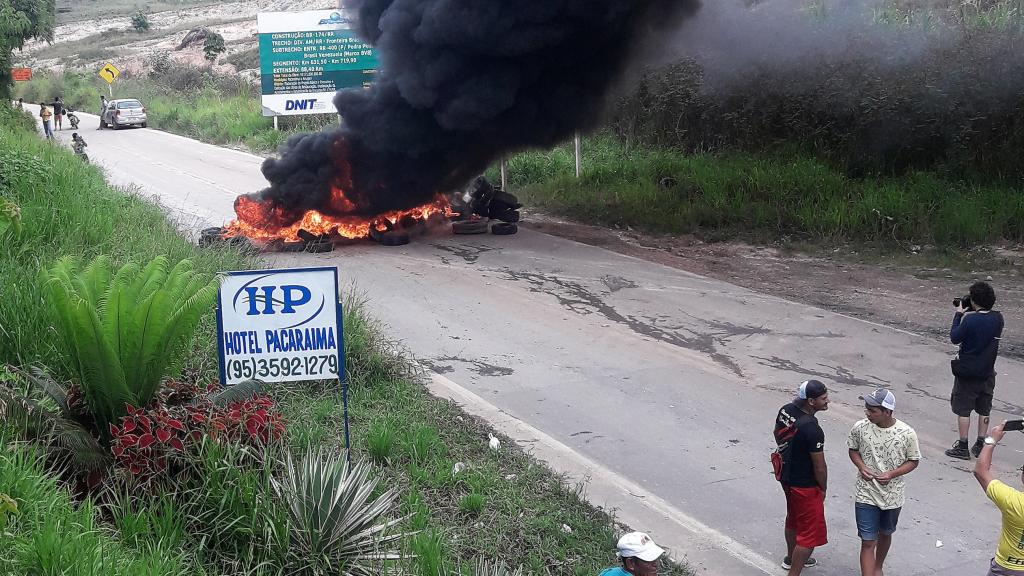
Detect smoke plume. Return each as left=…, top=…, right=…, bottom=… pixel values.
left=253, top=0, right=700, bottom=226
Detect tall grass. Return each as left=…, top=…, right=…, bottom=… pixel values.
left=0, top=432, right=191, bottom=575
left=492, top=133, right=1024, bottom=246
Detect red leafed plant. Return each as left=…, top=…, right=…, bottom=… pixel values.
left=109, top=404, right=188, bottom=480
left=109, top=387, right=286, bottom=482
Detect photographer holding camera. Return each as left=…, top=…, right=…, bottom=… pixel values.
left=945, top=281, right=1004, bottom=460
left=974, top=421, right=1024, bottom=574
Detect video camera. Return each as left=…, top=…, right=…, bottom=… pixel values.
left=953, top=295, right=973, bottom=310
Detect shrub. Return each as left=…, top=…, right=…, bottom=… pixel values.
left=409, top=529, right=448, bottom=576
left=273, top=448, right=407, bottom=575
left=131, top=10, right=150, bottom=32
left=39, top=255, right=218, bottom=438
left=203, top=32, right=226, bottom=62
left=366, top=419, right=394, bottom=464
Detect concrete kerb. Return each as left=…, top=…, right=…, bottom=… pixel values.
left=425, top=369, right=778, bottom=576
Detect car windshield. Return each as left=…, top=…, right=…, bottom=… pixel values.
left=116, top=101, right=143, bottom=109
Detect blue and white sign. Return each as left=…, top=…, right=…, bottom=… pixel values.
left=216, top=267, right=344, bottom=386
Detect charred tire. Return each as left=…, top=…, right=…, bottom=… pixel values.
left=198, top=227, right=226, bottom=247
left=491, top=222, right=518, bottom=235
left=376, top=231, right=410, bottom=246
left=452, top=220, right=488, bottom=235
left=492, top=190, right=521, bottom=208
left=490, top=209, right=520, bottom=223
left=303, top=240, right=334, bottom=253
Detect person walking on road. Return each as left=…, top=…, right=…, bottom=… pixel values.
left=52, top=96, right=64, bottom=131
left=974, top=421, right=1024, bottom=574
left=38, top=102, right=53, bottom=139
left=15, top=98, right=23, bottom=110
left=848, top=388, right=921, bottom=576
left=946, top=281, right=1004, bottom=460
left=599, top=531, right=665, bottom=576
left=773, top=379, right=830, bottom=575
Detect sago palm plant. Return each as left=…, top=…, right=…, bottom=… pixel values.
left=39, top=255, right=217, bottom=438
left=273, top=448, right=408, bottom=575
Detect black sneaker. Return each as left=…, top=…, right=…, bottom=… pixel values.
left=781, top=556, right=817, bottom=569
left=946, top=441, right=970, bottom=460
left=971, top=438, right=986, bottom=458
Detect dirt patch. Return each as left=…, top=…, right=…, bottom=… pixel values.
left=522, top=213, right=1024, bottom=361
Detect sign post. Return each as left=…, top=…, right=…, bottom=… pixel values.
left=97, top=62, right=120, bottom=97
left=216, top=267, right=348, bottom=449
left=256, top=9, right=379, bottom=117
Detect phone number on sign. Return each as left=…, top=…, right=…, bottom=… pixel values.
left=227, top=355, right=339, bottom=380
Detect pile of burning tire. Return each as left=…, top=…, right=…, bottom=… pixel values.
left=450, top=176, right=521, bottom=236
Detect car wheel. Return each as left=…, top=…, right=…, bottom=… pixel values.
left=141, top=122, right=148, bottom=128
left=452, top=220, right=488, bottom=235
left=491, top=222, right=518, bottom=235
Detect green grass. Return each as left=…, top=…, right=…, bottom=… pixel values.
left=0, top=433, right=190, bottom=575
left=490, top=133, right=1024, bottom=247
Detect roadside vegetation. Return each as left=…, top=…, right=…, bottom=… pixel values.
left=0, top=105, right=681, bottom=575
left=18, top=1, right=1024, bottom=252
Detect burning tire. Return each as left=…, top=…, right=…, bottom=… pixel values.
left=303, top=239, right=334, bottom=253
left=491, top=222, right=518, bottom=235
left=452, top=220, right=488, bottom=235
left=376, top=231, right=411, bottom=246
left=199, top=227, right=226, bottom=247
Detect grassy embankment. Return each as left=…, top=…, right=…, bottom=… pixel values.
left=486, top=134, right=1024, bottom=248
left=0, top=107, right=683, bottom=574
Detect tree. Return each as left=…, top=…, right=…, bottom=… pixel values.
left=203, top=32, right=225, bottom=62
left=130, top=10, right=149, bottom=32
left=0, top=0, right=55, bottom=100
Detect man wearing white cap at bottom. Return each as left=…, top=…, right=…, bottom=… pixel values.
left=848, top=388, right=921, bottom=576
left=599, top=531, right=665, bottom=576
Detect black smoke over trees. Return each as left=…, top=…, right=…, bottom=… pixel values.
left=609, top=1, right=1024, bottom=180
left=254, top=0, right=700, bottom=226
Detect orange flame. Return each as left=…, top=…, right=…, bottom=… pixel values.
left=223, top=189, right=455, bottom=243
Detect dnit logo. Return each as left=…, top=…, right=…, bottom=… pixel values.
left=232, top=275, right=326, bottom=328
left=285, top=98, right=317, bottom=111
left=318, top=12, right=350, bottom=25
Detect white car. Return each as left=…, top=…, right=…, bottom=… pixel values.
left=100, top=99, right=148, bottom=130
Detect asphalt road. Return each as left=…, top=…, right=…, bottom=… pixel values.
left=36, top=109, right=1024, bottom=575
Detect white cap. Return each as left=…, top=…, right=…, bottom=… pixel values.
left=862, top=388, right=896, bottom=411
left=616, top=531, right=665, bottom=562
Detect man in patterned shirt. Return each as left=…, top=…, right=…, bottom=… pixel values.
left=847, top=388, right=922, bottom=576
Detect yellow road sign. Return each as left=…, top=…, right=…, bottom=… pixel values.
left=98, top=62, right=121, bottom=84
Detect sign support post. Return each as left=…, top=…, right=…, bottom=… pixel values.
left=574, top=132, right=582, bottom=178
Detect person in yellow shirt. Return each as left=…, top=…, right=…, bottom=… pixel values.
left=38, top=102, right=53, bottom=139
left=975, top=421, right=1024, bottom=574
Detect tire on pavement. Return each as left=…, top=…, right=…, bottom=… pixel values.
left=491, top=222, right=518, bottom=235
left=376, top=231, right=410, bottom=246
left=303, top=240, right=334, bottom=253
left=452, top=220, right=488, bottom=235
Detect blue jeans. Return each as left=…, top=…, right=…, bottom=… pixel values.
left=43, top=120, right=53, bottom=139
left=855, top=502, right=901, bottom=541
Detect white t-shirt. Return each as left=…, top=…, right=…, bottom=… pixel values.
left=847, top=418, right=921, bottom=509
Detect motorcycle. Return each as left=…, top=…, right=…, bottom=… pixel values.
left=66, top=109, right=80, bottom=130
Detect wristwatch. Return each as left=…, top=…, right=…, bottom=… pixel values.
left=984, top=436, right=998, bottom=446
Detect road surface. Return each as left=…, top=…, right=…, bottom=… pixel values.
left=36, top=110, right=1024, bottom=575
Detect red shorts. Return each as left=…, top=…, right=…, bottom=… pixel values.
left=783, top=484, right=828, bottom=548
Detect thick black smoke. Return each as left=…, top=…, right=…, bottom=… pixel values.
left=253, top=0, right=700, bottom=225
